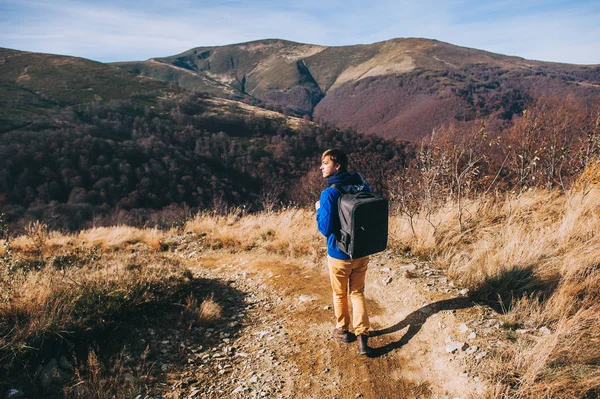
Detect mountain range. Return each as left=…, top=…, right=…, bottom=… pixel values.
left=1, top=38, right=600, bottom=140
left=115, top=38, right=600, bottom=140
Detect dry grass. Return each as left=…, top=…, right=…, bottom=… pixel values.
left=8, top=225, right=166, bottom=256
left=184, top=293, right=222, bottom=326
left=0, top=227, right=226, bottom=398
left=391, top=188, right=600, bottom=398
left=184, top=208, right=322, bottom=260
left=1, top=207, right=323, bottom=395
left=76, top=226, right=165, bottom=250
left=2, top=189, right=599, bottom=397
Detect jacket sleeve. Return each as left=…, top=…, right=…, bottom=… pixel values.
left=316, top=188, right=337, bottom=237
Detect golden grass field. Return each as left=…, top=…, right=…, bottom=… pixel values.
left=1, top=187, right=599, bottom=398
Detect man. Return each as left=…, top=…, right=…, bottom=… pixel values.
left=315, top=148, right=372, bottom=355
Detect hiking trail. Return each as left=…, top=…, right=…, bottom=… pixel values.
left=126, top=233, right=509, bottom=399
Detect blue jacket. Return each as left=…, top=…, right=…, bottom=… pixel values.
left=316, top=171, right=371, bottom=260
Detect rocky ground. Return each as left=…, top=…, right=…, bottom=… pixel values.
left=18, top=235, right=554, bottom=399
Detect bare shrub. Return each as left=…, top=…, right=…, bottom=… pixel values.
left=287, top=167, right=324, bottom=207
left=65, top=348, right=151, bottom=399
left=198, top=294, right=223, bottom=325
left=184, top=293, right=223, bottom=326
left=25, top=220, right=49, bottom=255
left=502, top=96, right=599, bottom=192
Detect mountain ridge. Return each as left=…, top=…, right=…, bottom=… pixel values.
left=114, top=37, right=600, bottom=139
left=2, top=38, right=600, bottom=140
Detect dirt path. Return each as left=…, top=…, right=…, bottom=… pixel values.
left=142, top=242, right=499, bottom=399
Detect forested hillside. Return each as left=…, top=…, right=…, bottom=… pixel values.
left=0, top=92, right=407, bottom=231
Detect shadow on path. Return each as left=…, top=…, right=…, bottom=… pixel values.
left=368, top=296, right=475, bottom=358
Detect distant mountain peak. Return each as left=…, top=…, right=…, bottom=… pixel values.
left=113, top=38, right=600, bottom=140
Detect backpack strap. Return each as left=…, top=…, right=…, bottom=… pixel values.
left=331, top=184, right=346, bottom=194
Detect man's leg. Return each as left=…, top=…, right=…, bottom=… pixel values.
left=328, top=256, right=351, bottom=333
left=349, top=256, right=370, bottom=355
left=349, top=256, right=370, bottom=336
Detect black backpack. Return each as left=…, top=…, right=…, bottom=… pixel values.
left=332, top=185, right=389, bottom=258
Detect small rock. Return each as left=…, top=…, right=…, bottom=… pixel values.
left=467, top=332, right=477, bottom=340
left=249, top=376, right=258, bottom=384
left=38, top=358, right=74, bottom=390
left=5, top=389, right=25, bottom=399
left=381, top=267, right=391, bottom=272
left=445, top=336, right=453, bottom=344
left=465, top=345, right=478, bottom=355
left=232, top=386, right=245, bottom=394
left=59, top=356, right=74, bottom=372
left=298, top=295, right=315, bottom=303
left=383, top=277, right=392, bottom=285
left=516, top=329, right=530, bottom=334
left=324, top=305, right=331, bottom=310
left=256, top=331, right=269, bottom=338
left=161, top=364, right=169, bottom=372
left=539, top=326, right=552, bottom=335
left=445, top=342, right=468, bottom=353
left=459, top=288, right=469, bottom=295
left=475, top=351, right=488, bottom=360
left=459, top=323, right=469, bottom=333
left=400, top=264, right=417, bottom=271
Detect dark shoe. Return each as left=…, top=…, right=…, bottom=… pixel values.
left=332, top=328, right=355, bottom=343
left=357, top=334, right=371, bottom=355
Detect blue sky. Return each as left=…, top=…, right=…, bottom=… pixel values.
left=0, top=0, right=599, bottom=64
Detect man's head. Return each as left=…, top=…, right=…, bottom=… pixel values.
left=320, top=148, right=348, bottom=178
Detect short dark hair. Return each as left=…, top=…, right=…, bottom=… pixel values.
left=322, top=148, right=348, bottom=170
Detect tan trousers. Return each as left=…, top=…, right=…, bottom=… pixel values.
left=327, top=255, right=370, bottom=336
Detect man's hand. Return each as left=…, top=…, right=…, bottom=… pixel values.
left=315, top=200, right=320, bottom=210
